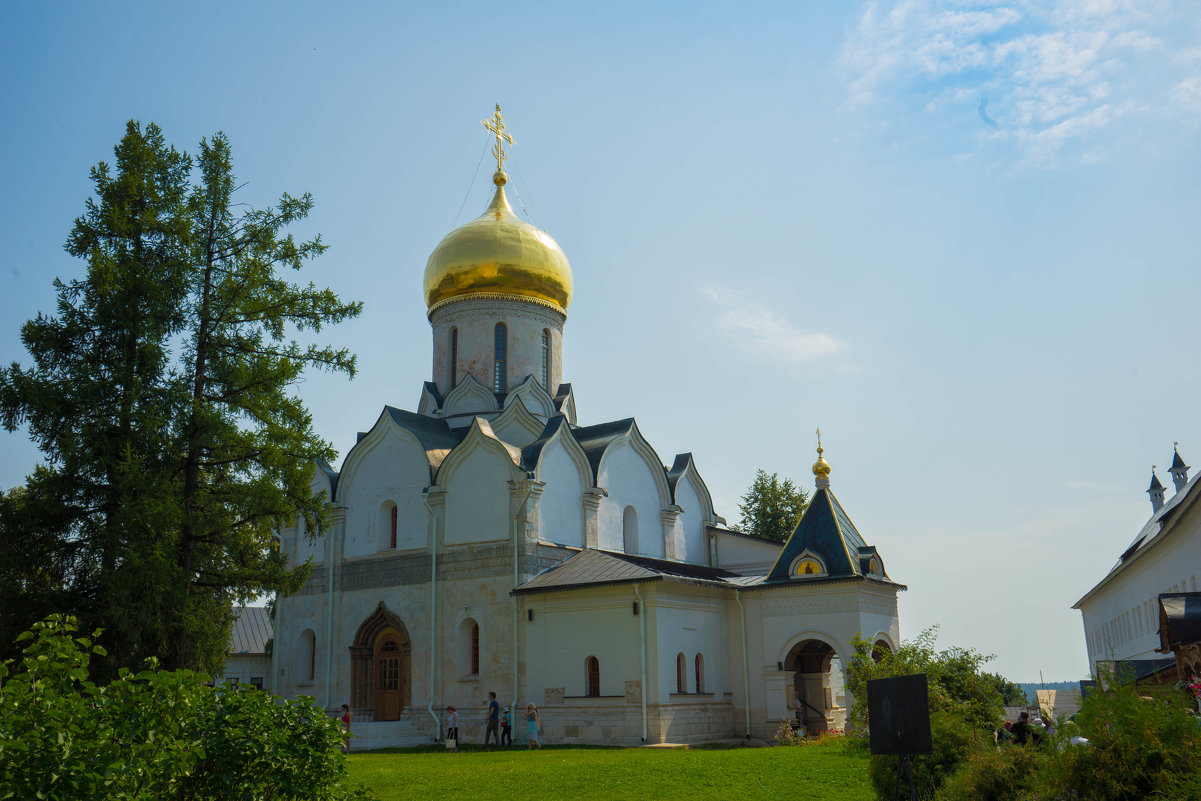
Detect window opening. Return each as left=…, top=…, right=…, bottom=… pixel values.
left=695, top=653, right=705, bottom=693
left=540, top=329, right=550, bottom=389
left=676, top=652, right=687, bottom=693
left=449, top=327, right=458, bottom=389
left=586, top=656, right=600, bottom=697
left=493, top=323, right=507, bottom=392
left=390, top=505, right=397, bottom=549
left=471, top=622, right=480, bottom=675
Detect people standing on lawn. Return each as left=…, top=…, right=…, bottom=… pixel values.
left=526, top=702, right=541, bottom=749
left=446, top=705, right=459, bottom=751
left=340, top=704, right=351, bottom=753
left=484, top=691, right=501, bottom=747
left=501, top=706, right=512, bottom=746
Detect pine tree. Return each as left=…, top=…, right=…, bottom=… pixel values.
left=736, top=469, right=809, bottom=543
left=0, top=122, right=360, bottom=674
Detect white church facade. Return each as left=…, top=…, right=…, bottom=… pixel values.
left=271, top=109, right=903, bottom=747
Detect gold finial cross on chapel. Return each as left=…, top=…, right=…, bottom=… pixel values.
left=816, top=427, right=823, bottom=452
left=482, top=103, right=513, bottom=174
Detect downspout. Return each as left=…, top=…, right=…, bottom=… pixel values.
left=422, top=492, right=441, bottom=736
left=325, top=516, right=336, bottom=710
left=735, top=590, right=751, bottom=739
left=512, top=481, right=534, bottom=717
left=633, top=584, right=648, bottom=743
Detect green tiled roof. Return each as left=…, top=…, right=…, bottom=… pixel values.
left=765, top=487, right=879, bottom=583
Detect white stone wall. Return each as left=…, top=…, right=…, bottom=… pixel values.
left=674, top=478, right=707, bottom=564
left=337, top=423, right=430, bottom=559
left=442, top=439, right=514, bottom=546
left=713, top=531, right=782, bottom=575
left=646, top=590, right=729, bottom=703
left=220, top=654, right=272, bottom=690
left=598, top=441, right=667, bottom=557
left=522, top=589, right=642, bottom=699
left=1079, top=489, right=1201, bottom=670
left=429, top=297, right=565, bottom=396
left=535, top=438, right=586, bottom=548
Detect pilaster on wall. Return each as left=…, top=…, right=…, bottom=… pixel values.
left=583, top=489, right=604, bottom=549
left=511, top=479, right=545, bottom=580
left=661, top=506, right=682, bottom=561
left=329, top=506, right=348, bottom=564
left=423, top=487, right=447, bottom=549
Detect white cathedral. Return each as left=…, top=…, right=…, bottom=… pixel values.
left=271, top=109, right=904, bottom=747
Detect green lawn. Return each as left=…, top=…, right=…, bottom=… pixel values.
left=347, top=740, right=875, bottom=801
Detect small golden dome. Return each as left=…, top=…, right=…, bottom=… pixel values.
left=423, top=172, right=573, bottom=313
left=813, top=429, right=831, bottom=479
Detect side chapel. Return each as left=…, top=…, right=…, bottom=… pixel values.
left=272, top=108, right=904, bottom=747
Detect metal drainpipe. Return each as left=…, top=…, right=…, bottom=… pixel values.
left=633, top=584, right=648, bottom=743
left=422, top=492, right=441, bottom=736
left=735, top=590, right=751, bottom=739
left=512, top=482, right=534, bottom=718
left=325, top=516, right=336, bottom=710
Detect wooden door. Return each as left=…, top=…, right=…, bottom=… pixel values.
left=373, top=638, right=402, bottom=721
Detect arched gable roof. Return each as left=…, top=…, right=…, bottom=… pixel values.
left=554, top=383, right=577, bottom=425
left=666, top=453, right=716, bottom=521
left=338, top=406, right=461, bottom=495
left=574, top=417, right=671, bottom=507
left=491, top=397, right=546, bottom=448
left=442, top=373, right=498, bottom=421
left=504, top=374, right=556, bottom=417
left=433, top=417, right=526, bottom=485
left=522, top=416, right=594, bottom=492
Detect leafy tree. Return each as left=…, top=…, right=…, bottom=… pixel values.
left=982, top=671, right=1027, bottom=707
left=0, top=121, right=360, bottom=674
left=0, top=615, right=369, bottom=801
left=736, top=469, right=808, bottom=542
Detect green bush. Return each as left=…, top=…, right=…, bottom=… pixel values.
left=0, top=615, right=369, bottom=801
left=868, top=709, right=979, bottom=801
left=934, top=739, right=1042, bottom=801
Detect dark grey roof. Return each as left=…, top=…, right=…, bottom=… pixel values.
left=383, top=406, right=464, bottom=477
left=522, top=416, right=570, bottom=471
left=1148, top=472, right=1165, bottom=491
left=1171, top=447, right=1188, bottom=470
left=554, top=383, right=573, bottom=407
left=513, top=548, right=744, bottom=595
left=230, top=606, right=273, bottom=654
left=572, top=418, right=637, bottom=480
left=316, top=458, right=339, bottom=501
left=422, top=381, right=444, bottom=407
left=766, top=487, right=877, bottom=583
left=666, top=453, right=693, bottom=501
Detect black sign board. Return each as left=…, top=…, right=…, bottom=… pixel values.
left=867, top=673, right=932, bottom=756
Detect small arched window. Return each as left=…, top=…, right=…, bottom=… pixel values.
left=585, top=656, right=600, bottom=697
left=540, top=329, right=550, bottom=389
left=449, top=327, right=458, bottom=389
left=695, top=653, right=705, bottom=693
left=300, top=629, right=317, bottom=682
left=493, top=323, right=507, bottom=393
left=390, top=505, right=398, bottom=549
left=676, top=652, right=687, bottom=693
left=470, top=622, right=480, bottom=675
left=623, top=506, right=638, bottom=554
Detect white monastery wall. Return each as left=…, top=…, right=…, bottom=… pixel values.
left=714, top=531, right=781, bottom=575
left=597, top=442, right=665, bottom=557
left=535, top=440, right=585, bottom=547
left=646, top=588, right=728, bottom=702
left=1081, top=495, right=1201, bottom=668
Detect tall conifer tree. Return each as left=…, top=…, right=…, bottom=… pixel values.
left=0, top=122, right=360, bottom=674
left=736, top=469, right=809, bottom=543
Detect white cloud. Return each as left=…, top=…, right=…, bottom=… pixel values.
left=838, top=0, right=1201, bottom=164
left=701, top=286, right=847, bottom=363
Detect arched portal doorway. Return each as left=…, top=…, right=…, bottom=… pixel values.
left=350, top=602, right=412, bottom=721
left=784, top=639, right=845, bottom=733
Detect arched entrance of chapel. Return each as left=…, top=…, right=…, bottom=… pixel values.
left=783, top=637, right=845, bottom=733
left=350, top=603, right=412, bottom=721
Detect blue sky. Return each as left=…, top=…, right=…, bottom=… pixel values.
left=2, top=1, right=1199, bottom=682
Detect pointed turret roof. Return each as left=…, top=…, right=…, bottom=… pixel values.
left=1148, top=471, right=1166, bottom=492
left=765, top=486, right=876, bottom=582
left=1171, top=446, right=1187, bottom=471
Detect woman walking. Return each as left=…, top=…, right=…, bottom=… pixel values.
left=446, top=705, right=459, bottom=752
left=525, top=702, right=541, bottom=750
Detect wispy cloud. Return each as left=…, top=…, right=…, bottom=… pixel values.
left=701, top=286, right=847, bottom=362
left=839, top=0, right=1201, bottom=164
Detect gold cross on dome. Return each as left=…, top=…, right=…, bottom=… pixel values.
left=482, top=103, right=513, bottom=174
left=816, top=427, right=823, bottom=453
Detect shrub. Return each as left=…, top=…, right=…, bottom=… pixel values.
left=868, top=709, right=979, bottom=800
left=0, top=614, right=369, bottom=801
left=775, top=719, right=805, bottom=746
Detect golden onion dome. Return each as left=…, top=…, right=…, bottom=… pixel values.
left=813, top=431, right=831, bottom=479
left=423, top=171, right=573, bottom=313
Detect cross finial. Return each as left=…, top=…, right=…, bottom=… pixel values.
left=482, top=103, right=514, bottom=179
left=816, top=427, right=823, bottom=454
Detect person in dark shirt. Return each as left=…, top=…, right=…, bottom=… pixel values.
left=484, top=691, right=500, bottom=747
left=1011, top=711, right=1032, bottom=745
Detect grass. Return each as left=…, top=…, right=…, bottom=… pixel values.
left=347, top=738, right=875, bottom=801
